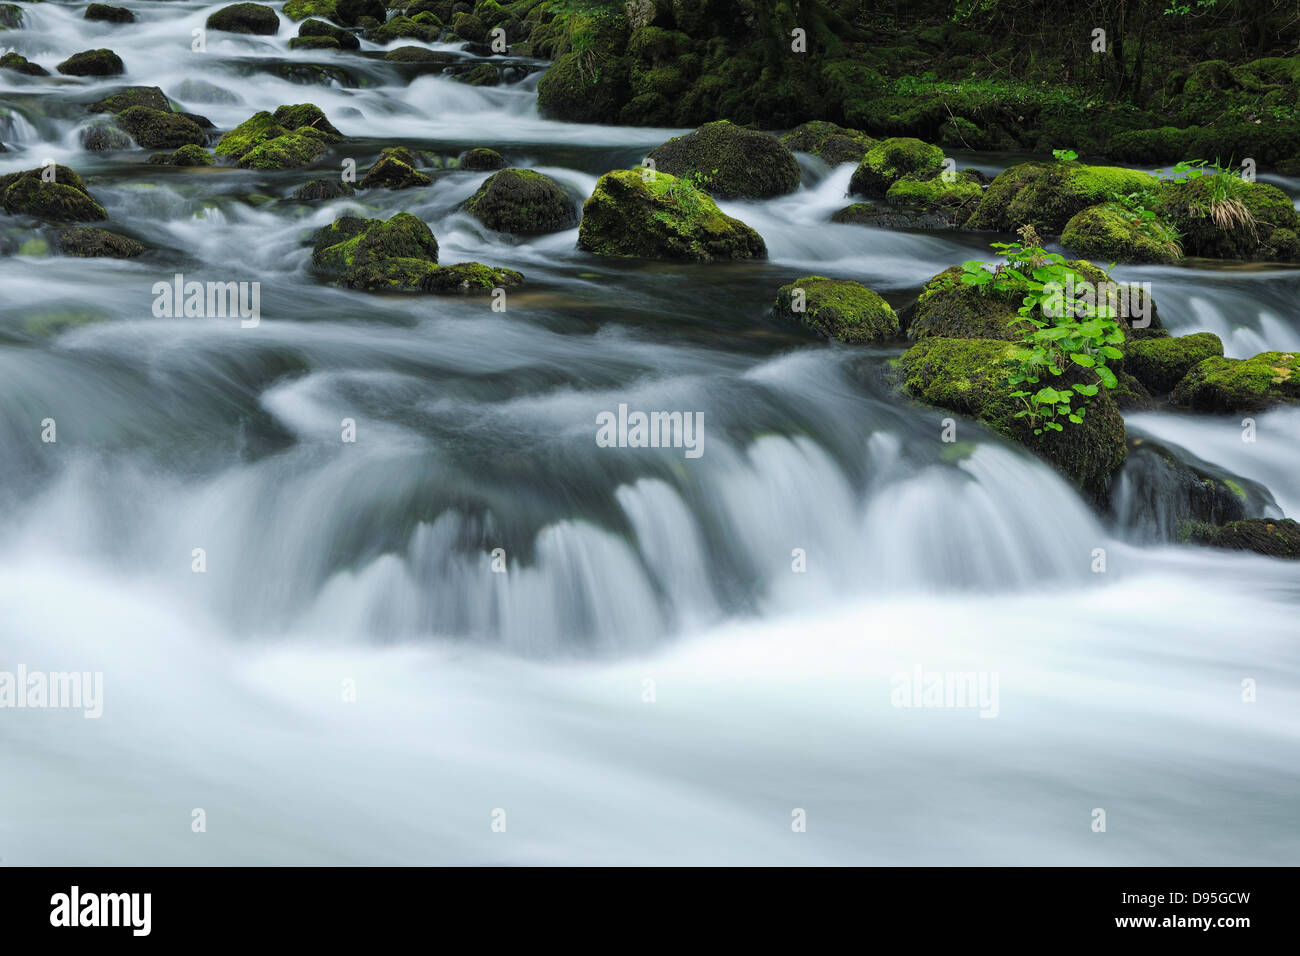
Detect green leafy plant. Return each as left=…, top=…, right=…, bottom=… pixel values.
left=1157, top=158, right=1258, bottom=235
left=960, top=226, right=1124, bottom=436
left=1051, top=148, right=1079, bottom=162
left=1109, top=189, right=1184, bottom=258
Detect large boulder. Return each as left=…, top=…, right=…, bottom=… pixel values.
left=85, top=4, right=135, bottom=23
left=0, top=166, right=107, bottom=222
left=646, top=121, right=801, bottom=199
left=536, top=52, right=628, bottom=125
left=897, top=336, right=1127, bottom=498
left=1156, top=175, right=1300, bottom=262
left=884, top=170, right=983, bottom=212
left=773, top=276, right=898, bottom=344
left=206, top=3, right=280, bottom=34
left=1062, top=202, right=1182, bottom=264
left=88, top=87, right=170, bottom=115
left=849, top=137, right=944, bottom=198
left=780, top=121, right=875, bottom=166
left=56, top=49, right=125, bottom=77
left=0, top=52, right=48, bottom=76
left=460, top=148, right=506, bottom=171
left=1170, top=351, right=1300, bottom=412
left=372, top=13, right=443, bottom=43
left=966, top=162, right=1159, bottom=234
left=464, top=168, right=577, bottom=235
left=577, top=169, right=766, bottom=262
left=116, top=107, right=207, bottom=149
left=297, top=19, right=360, bottom=50
left=1121, top=333, right=1223, bottom=393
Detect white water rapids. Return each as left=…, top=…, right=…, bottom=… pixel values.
left=1, top=3, right=1298, bottom=864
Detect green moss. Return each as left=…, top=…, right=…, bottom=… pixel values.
left=450, top=11, right=485, bottom=42
left=271, top=104, right=342, bottom=140
left=214, top=112, right=282, bottom=158
left=849, top=137, right=944, bottom=198
left=1156, top=175, right=1300, bottom=261
left=1122, top=333, right=1223, bottom=393
left=0, top=166, right=107, bottom=222
left=55, top=49, right=125, bottom=77
left=460, top=147, right=505, bottom=171
left=206, top=3, right=280, bottom=34
left=1180, top=518, right=1300, bottom=559
left=464, top=168, right=577, bottom=235
left=780, top=120, right=876, bottom=166
left=88, top=87, right=170, bottom=115
left=536, top=51, right=630, bottom=125
left=116, top=106, right=206, bottom=149
left=372, top=14, right=442, bottom=43
left=215, top=105, right=341, bottom=169
left=578, top=169, right=766, bottom=262
left=283, top=0, right=337, bottom=21
left=56, top=227, right=145, bottom=258
left=420, top=261, right=525, bottom=294
left=885, top=171, right=981, bottom=210
left=908, top=266, right=1024, bottom=341
left=298, top=18, right=359, bottom=49
left=360, top=148, right=432, bottom=190
left=966, top=162, right=1159, bottom=234
left=312, top=211, right=438, bottom=276
left=1061, top=202, right=1182, bottom=264
left=773, top=276, right=899, bottom=345
left=18, top=238, right=48, bottom=256
left=896, top=337, right=1127, bottom=496
left=288, top=35, right=340, bottom=50
left=238, top=132, right=328, bottom=170
left=0, top=52, right=47, bottom=76
left=1170, top=351, right=1300, bottom=412
left=643, top=120, right=802, bottom=200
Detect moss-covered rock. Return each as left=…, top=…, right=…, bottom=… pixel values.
left=830, top=203, right=957, bottom=231
left=147, top=144, right=215, bottom=166
left=283, top=0, right=337, bottom=21
left=1170, top=351, right=1300, bottom=412
left=372, top=13, right=442, bottom=43
left=966, top=162, right=1159, bottom=234
left=81, top=124, right=134, bottom=152
left=206, top=3, right=280, bottom=34
left=464, top=168, right=577, bottom=235
left=0, top=3, right=23, bottom=29
left=359, top=147, right=432, bottom=189
left=1122, top=333, right=1223, bottom=393
left=897, top=337, right=1127, bottom=497
left=292, top=179, right=355, bottom=200
left=214, top=105, right=342, bottom=169
left=460, top=147, right=505, bottom=171
left=536, top=52, right=629, bottom=125
left=334, top=0, right=384, bottom=27
left=288, top=35, right=340, bottom=50
left=885, top=169, right=982, bottom=210
left=311, top=211, right=438, bottom=276
left=1156, top=175, right=1300, bottom=261
left=645, top=121, right=801, bottom=199
left=298, top=18, right=360, bottom=49
left=0, top=52, right=47, bottom=76
left=774, top=276, right=898, bottom=344
left=577, top=168, right=766, bottom=262
left=849, top=137, right=944, bottom=198
left=1062, top=202, right=1182, bottom=264
left=56, top=227, right=144, bottom=257
left=56, top=49, right=125, bottom=77
left=88, top=87, right=170, bottom=115
left=116, top=107, right=207, bottom=149
left=0, top=166, right=107, bottom=222
left=780, top=121, right=876, bottom=166
left=341, top=258, right=524, bottom=294
left=85, top=4, right=135, bottom=23
left=450, top=11, right=486, bottom=42
left=382, top=46, right=456, bottom=63
left=1180, top=518, right=1300, bottom=559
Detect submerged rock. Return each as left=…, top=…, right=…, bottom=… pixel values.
left=1181, top=518, right=1300, bottom=559
left=774, top=276, right=898, bottom=344
left=57, top=227, right=145, bottom=258
left=1170, top=351, right=1300, bottom=412
left=896, top=337, right=1128, bottom=497
left=780, top=121, right=876, bottom=166
left=382, top=46, right=457, bottom=63
left=206, top=3, right=280, bottom=35
left=464, top=168, right=577, bottom=235
left=292, top=179, right=355, bottom=200
left=80, top=123, right=135, bottom=152
left=359, top=147, right=432, bottom=190
left=1121, top=333, right=1223, bottom=393
left=646, top=121, right=801, bottom=199
left=117, top=107, right=207, bottom=149
left=56, top=49, right=126, bottom=77
left=1062, top=202, right=1182, bottom=264
left=966, top=161, right=1159, bottom=234
left=0, top=166, right=107, bottom=222
left=849, top=137, right=945, bottom=198
left=460, top=147, right=505, bottom=171
left=578, top=169, right=765, bottom=262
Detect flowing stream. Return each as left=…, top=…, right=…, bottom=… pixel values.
left=2, top=4, right=1299, bottom=864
